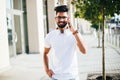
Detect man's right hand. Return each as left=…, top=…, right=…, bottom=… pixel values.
left=46, top=69, right=55, bottom=78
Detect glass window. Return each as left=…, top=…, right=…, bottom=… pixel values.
left=6, top=0, right=12, bottom=9
left=13, top=0, right=21, bottom=10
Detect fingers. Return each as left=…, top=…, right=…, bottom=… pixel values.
left=68, top=24, right=74, bottom=32
left=67, top=18, right=75, bottom=32
left=67, top=18, right=71, bottom=26
left=46, top=69, right=55, bottom=78
left=67, top=17, right=70, bottom=22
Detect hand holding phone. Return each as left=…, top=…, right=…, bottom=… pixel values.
left=67, top=19, right=75, bottom=32
left=68, top=18, right=71, bottom=28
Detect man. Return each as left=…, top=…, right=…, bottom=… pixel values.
left=43, top=5, right=87, bottom=80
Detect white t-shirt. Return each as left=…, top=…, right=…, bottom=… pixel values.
left=45, top=29, right=79, bottom=80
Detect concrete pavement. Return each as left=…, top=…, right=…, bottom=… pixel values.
left=0, top=53, right=48, bottom=80
left=78, top=34, right=120, bottom=79
left=0, top=34, right=120, bottom=80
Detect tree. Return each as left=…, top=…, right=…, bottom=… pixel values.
left=71, top=0, right=120, bottom=80
left=72, top=0, right=103, bottom=48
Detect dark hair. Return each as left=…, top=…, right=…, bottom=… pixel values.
left=54, top=5, right=69, bottom=14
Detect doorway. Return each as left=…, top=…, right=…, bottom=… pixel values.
left=7, top=0, right=26, bottom=57
left=14, top=15, right=23, bottom=54
left=7, top=12, right=25, bottom=57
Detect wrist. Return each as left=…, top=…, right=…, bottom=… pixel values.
left=72, top=30, right=78, bottom=35
left=45, top=68, right=49, bottom=72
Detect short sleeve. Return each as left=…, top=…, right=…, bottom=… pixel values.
left=44, top=34, right=51, bottom=48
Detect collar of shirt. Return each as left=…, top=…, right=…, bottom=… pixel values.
left=56, top=28, right=71, bottom=35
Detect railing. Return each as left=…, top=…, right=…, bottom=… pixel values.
left=106, top=34, right=120, bottom=50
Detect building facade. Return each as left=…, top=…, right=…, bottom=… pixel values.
left=0, top=0, right=45, bottom=73
left=0, top=0, right=10, bottom=73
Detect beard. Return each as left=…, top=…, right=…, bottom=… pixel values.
left=57, top=22, right=67, bottom=28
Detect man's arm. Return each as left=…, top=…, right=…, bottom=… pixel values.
left=68, top=22, right=87, bottom=54
left=43, top=48, right=54, bottom=77
left=73, top=32, right=87, bottom=54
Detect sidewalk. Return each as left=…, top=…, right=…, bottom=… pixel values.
left=0, top=53, right=48, bottom=80
left=78, top=34, right=120, bottom=79
left=0, top=34, right=120, bottom=80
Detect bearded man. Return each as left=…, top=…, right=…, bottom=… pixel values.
left=43, top=5, right=87, bottom=80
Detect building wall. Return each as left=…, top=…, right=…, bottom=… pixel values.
left=26, top=0, right=44, bottom=54
left=0, top=0, right=11, bottom=73
left=47, top=0, right=57, bottom=31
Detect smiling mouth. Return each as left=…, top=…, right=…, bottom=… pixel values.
left=59, top=22, right=64, bottom=24
left=59, top=22, right=66, bottom=25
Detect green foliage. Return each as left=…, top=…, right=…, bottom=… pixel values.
left=91, top=23, right=99, bottom=30
left=74, top=11, right=80, bottom=18
left=71, top=0, right=120, bottom=23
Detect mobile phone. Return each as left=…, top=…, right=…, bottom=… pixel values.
left=68, top=22, right=71, bottom=28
